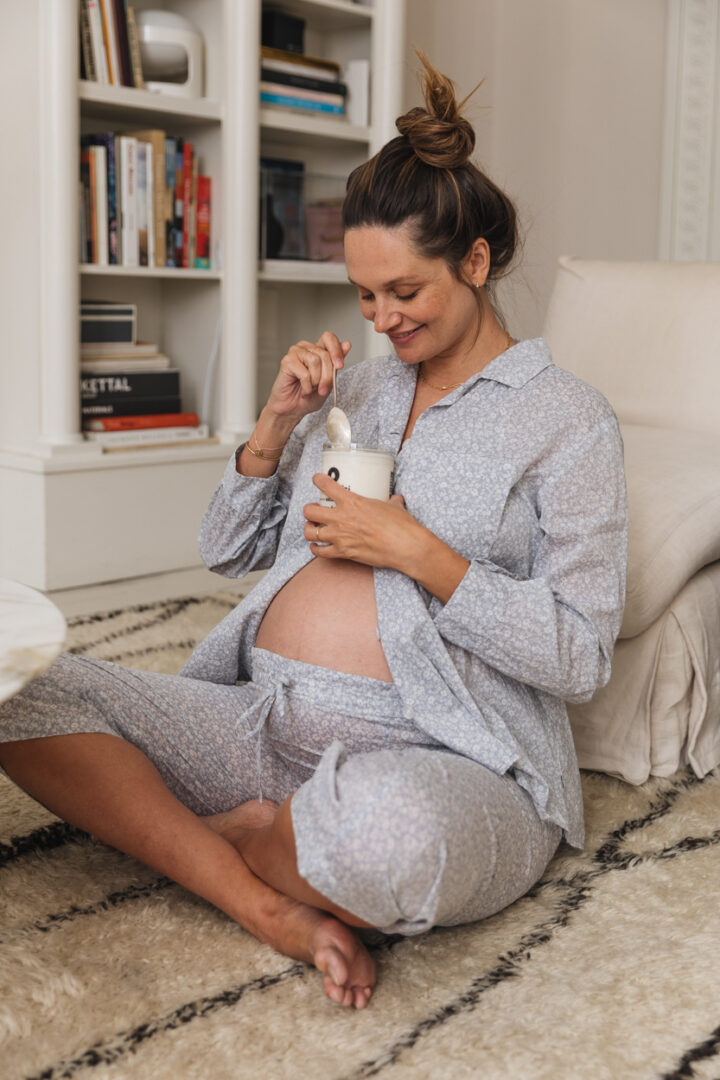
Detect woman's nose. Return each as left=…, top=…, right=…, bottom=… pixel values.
left=373, top=302, right=402, bottom=334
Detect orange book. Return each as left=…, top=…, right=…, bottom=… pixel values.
left=84, top=412, right=200, bottom=432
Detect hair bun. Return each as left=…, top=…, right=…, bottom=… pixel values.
left=395, top=51, right=476, bottom=168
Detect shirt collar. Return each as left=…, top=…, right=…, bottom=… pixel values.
left=469, top=337, right=553, bottom=389
left=389, top=337, right=552, bottom=397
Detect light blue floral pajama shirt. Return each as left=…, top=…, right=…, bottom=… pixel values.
left=0, top=338, right=627, bottom=935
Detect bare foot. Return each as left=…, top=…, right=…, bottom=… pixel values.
left=252, top=891, right=376, bottom=1010
left=203, top=798, right=279, bottom=838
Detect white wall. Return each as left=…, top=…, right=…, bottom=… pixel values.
left=404, top=0, right=668, bottom=337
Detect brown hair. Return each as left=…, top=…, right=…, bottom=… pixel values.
left=342, top=52, right=518, bottom=296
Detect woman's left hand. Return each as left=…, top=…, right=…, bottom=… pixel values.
left=304, top=474, right=422, bottom=572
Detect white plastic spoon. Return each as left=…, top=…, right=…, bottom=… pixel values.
left=326, top=366, right=352, bottom=448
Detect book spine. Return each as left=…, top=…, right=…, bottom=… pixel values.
left=79, top=0, right=97, bottom=81
left=164, top=137, right=176, bottom=266
left=181, top=142, right=193, bottom=269
left=93, top=144, right=109, bottom=267
left=119, top=136, right=138, bottom=267
left=188, top=149, right=198, bottom=268
left=111, top=0, right=133, bottom=86
left=174, top=139, right=184, bottom=267
left=136, top=142, right=148, bottom=267
left=89, top=135, right=118, bottom=264
left=82, top=396, right=183, bottom=418
left=113, top=135, right=123, bottom=263
left=154, top=136, right=166, bottom=267
left=259, top=81, right=344, bottom=107
left=146, top=141, right=155, bottom=268
left=260, top=46, right=340, bottom=78
left=83, top=149, right=98, bottom=262
left=85, top=0, right=109, bottom=84
left=79, top=181, right=88, bottom=261
left=79, top=155, right=91, bottom=262
left=85, top=412, right=200, bottom=431
left=195, top=176, right=211, bottom=269
left=84, top=423, right=209, bottom=444
left=81, top=370, right=180, bottom=400
left=99, top=0, right=120, bottom=86
left=259, top=67, right=347, bottom=96
left=260, top=91, right=344, bottom=115
left=125, top=3, right=145, bottom=88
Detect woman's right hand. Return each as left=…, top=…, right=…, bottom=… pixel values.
left=266, top=332, right=351, bottom=421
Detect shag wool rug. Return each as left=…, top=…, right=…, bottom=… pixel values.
left=2, top=591, right=720, bottom=1080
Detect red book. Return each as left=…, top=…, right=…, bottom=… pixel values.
left=195, top=175, right=211, bottom=268
left=84, top=412, right=200, bottom=431
left=181, top=141, right=193, bottom=268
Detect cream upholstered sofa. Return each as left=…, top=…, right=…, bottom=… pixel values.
left=543, top=257, right=720, bottom=784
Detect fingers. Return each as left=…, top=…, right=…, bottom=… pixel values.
left=283, top=341, right=333, bottom=398
left=388, top=494, right=406, bottom=508
left=316, top=331, right=351, bottom=370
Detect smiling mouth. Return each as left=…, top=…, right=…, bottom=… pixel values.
left=389, top=326, right=423, bottom=344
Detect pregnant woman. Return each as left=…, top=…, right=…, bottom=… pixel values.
left=0, top=55, right=627, bottom=1010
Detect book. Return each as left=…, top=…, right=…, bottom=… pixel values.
left=259, top=90, right=344, bottom=116
left=136, top=141, right=150, bottom=266
left=260, top=46, right=340, bottom=81
left=111, top=0, right=133, bottom=86
left=125, top=4, right=145, bottom=88
left=174, top=139, right=185, bottom=267
left=92, top=144, right=109, bottom=266
left=84, top=422, right=210, bottom=445
left=79, top=1, right=96, bottom=81
left=188, top=148, right=198, bottom=267
left=99, top=0, right=121, bottom=85
left=181, top=141, right=193, bottom=268
left=195, top=176, right=211, bottom=269
left=83, top=134, right=118, bottom=264
left=80, top=339, right=157, bottom=357
left=82, top=396, right=183, bottom=417
left=81, top=369, right=180, bottom=401
left=164, top=137, right=177, bottom=266
left=80, top=148, right=96, bottom=262
left=84, top=411, right=200, bottom=431
left=118, top=135, right=138, bottom=267
left=79, top=181, right=88, bottom=261
left=84, top=0, right=109, bottom=84
left=80, top=300, right=137, bottom=344
left=259, top=82, right=345, bottom=109
left=81, top=356, right=171, bottom=373
left=259, top=67, right=347, bottom=97
left=133, top=130, right=166, bottom=267
left=99, top=436, right=218, bottom=452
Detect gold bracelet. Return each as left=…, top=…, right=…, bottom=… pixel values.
left=246, top=433, right=284, bottom=460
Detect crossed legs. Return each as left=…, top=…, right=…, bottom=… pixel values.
left=0, top=732, right=376, bottom=1009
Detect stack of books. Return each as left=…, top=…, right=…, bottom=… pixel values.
left=80, top=132, right=211, bottom=270
left=79, top=0, right=144, bottom=87
left=260, top=46, right=347, bottom=118
left=80, top=300, right=211, bottom=449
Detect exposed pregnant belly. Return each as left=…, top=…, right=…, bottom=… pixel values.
left=254, top=557, right=393, bottom=682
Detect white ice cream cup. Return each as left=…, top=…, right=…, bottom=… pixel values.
left=320, top=443, right=395, bottom=505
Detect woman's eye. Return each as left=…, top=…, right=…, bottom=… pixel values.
left=360, top=294, right=373, bottom=302
left=396, top=291, right=418, bottom=301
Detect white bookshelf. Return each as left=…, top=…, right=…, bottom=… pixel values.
left=0, top=0, right=404, bottom=591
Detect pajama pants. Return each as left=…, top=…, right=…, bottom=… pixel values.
left=0, top=647, right=561, bottom=935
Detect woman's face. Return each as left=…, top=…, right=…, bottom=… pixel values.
left=344, top=223, right=482, bottom=366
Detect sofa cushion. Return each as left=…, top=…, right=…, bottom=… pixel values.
left=568, top=560, right=720, bottom=784
left=620, top=424, right=720, bottom=638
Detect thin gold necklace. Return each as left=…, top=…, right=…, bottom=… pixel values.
left=418, top=333, right=516, bottom=390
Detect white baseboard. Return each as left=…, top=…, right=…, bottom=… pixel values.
left=48, top=566, right=263, bottom=618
